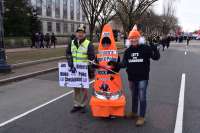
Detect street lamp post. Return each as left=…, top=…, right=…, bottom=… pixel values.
left=0, top=0, right=11, bottom=73
left=162, top=19, right=166, bottom=36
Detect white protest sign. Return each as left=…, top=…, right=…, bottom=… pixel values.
left=58, top=62, right=89, bottom=89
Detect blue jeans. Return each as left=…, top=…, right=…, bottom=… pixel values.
left=129, top=80, right=148, bottom=117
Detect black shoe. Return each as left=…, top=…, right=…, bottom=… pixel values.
left=80, top=107, right=87, bottom=113
left=70, top=107, right=81, bottom=113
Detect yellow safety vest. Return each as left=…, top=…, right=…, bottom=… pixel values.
left=71, top=39, right=90, bottom=63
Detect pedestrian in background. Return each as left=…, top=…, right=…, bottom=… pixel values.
left=187, top=36, right=190, bottom=46
left=39, top=32, right=44, bottom=48
left=51, top=33, right=57, bottom=48
left=31, top=33, right=36, bottom=48
left=175, top=36, right=178, bottom=43
left=124, top=32, right=128, bottom=46
left=45, top=33, right=50, bottom=48
left=166, top=35, right=171, bottom=49
left=161, top=36, right=167, bottom=51
left=35, top=33, right=40, bottom=48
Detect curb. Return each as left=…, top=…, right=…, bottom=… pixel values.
left=11, top=49, right=125, bottom=69
left=0, top=67, right=58, bottom=85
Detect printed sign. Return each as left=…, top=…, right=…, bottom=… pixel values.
left=103, top=32, right=110, bottom=37
left=58, top=62, right=89, bottom=89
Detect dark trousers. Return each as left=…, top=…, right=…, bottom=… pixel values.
left=46, top=41, right=50, bottom=48
left=162, top=44, right=166, bottom=51
left=187, top=40, right=189, bottom=46
left=31, top=41, right=35, bottom=48
left=40, top=41, right=44, bottom=48
left=129, top=80, right=148, bottom=117
left=51, top=41, right=56, bottom=48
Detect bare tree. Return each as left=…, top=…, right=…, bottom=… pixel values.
left=114, top=0, right=158, bottom=34
left=79, top=0, right=108, bottom=41
left=97, top=0, right=116, bottom=32
left=139, top=9, right=163, bottom=37
left=162, top=0, right=178, bottom=35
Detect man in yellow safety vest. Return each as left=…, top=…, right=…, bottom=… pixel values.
left=66, top=24, right=95, bottom=113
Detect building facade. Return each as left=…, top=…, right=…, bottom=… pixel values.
left=31, top=0, right=88, bottom=35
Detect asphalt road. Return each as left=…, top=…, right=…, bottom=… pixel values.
left=0, top=41, right=200, bottom=133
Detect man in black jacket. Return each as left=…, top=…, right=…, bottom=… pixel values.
left=116, top=27, right=160, bottom=126
left=66, top=24, right=95, bottom=113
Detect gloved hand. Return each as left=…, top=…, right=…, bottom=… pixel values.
left=67, top=59, right=74, bottom=68
left=108, top=61, right=118, bottom=67
left=69, top=66, right=77, bottom=73
left=108, top=61, right=120, bottom=73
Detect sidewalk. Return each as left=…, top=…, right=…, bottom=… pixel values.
left=6, top=45, right=67, bottom=53
left=5, top=42, right=124, bottom=53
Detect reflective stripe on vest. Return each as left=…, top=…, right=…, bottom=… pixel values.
left=71, top=39, right=90, bottom=63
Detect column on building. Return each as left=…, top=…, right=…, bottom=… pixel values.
left=33, top=0, right=88, bottom=35
left=63, top=0, right=69, bottom=35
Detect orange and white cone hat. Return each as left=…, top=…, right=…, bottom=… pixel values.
left=98, top=24, right=117, bottom=51
left=128, top=25, right=141, bottom=40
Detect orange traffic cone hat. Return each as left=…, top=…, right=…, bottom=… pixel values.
left=128, top=25, right=141, bottom=40
left=99, top=24, right=117, bottom=50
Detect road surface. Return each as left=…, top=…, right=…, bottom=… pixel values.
left=0, top=41, right=200, bottom=133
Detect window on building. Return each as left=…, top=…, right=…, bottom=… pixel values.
left=55, top=0, right=60, bottom=18
left=70, top=0, right=74, bottom=20
left=63, top=0, right=68, bottom=19
left=74, top=24, right=77, bottom=31
left=56, top=23, right=61, bottom=33
left=76, top=0, right=80, bottom=21
left=36, top=0, right=42, bottom=16
left=0, top=2, right=2, bottom=17
left=47, top=22, right=52, bottom=32
left=82, top=11, right=86, bottom=22
left=46, top=0, right=52, bottom=17
left=64, top=23, right=68, bottom=33
left=71, top=24, right=74, bottom=32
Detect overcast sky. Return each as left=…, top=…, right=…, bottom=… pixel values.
left=154, top=0, right=200, bottom=32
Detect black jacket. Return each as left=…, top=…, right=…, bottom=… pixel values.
left=51, top=35, right=57, bottom=42
left=120, top=44, right=160, bottom=81
left=66, top=38, right=95, bottom=79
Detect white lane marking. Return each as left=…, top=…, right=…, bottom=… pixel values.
left=0, top=80, right=95, bottom=128
left=174, top=73, right=186, bottom=133
left=185, top=45, right=189, bottom=55
left=185, top=46, right=187, bottom=55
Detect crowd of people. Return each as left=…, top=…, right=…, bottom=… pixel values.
left=31, top=32, right=57, bottom=48
left=148, top=35, right=171, bottom=51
